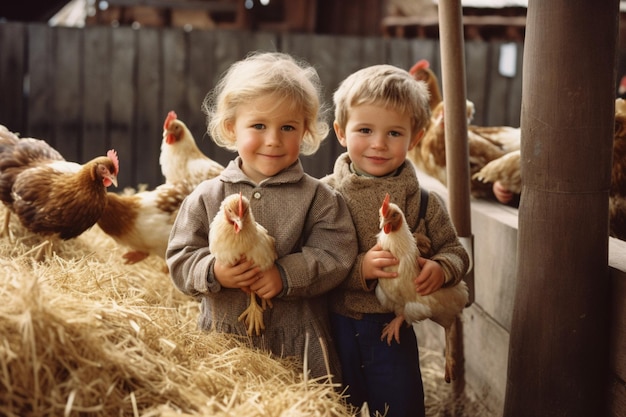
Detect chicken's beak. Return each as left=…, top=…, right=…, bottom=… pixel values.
left=379, top=216, right=393, bottom=234
left=104, top=175, right=118, bottom=188
left=233, top=192, right=244, bottom=233
left=234, top=218, right=242, bottom=234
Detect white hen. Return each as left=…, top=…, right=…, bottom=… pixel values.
left=160, top=111, right=224, bottom=187
left=375, top=193, right=469, bottom=382
left=209, top=192, right=277, bottom=336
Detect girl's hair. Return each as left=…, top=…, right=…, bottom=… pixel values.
left=202, top=51, right=329, bottom=155
left=333, top=64, right=431, bottom=136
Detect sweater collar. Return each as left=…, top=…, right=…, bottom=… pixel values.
left=220, top=156, right=305, bottom=186
left=349, top=162, right=399, bottom=178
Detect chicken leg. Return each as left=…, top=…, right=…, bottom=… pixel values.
left=122, top=250, right=150, bottom=264
left=442, top=317, right=461, bottom=383
left=381, top=314, right=407, bottom=345
left=238, top=292, right=272, bottom=336
left=1, top=210, right=14, bottom=242
left=21, top=240, right=53, bottom=262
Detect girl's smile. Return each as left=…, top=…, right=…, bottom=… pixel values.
left=226, top=95, right=305, bottom=183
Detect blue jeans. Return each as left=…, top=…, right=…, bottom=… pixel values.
left=331, top=312, right=426, bottom=417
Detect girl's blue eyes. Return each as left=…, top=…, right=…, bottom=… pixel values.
left=251, top=124, right=296, bottom=131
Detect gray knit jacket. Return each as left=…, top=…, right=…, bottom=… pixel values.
left=321, top=152, right=470, bottom=320
left=167, top=157, right=358, bottom=379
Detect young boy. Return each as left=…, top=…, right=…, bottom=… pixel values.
left=322, top=64, right=470, bottom=417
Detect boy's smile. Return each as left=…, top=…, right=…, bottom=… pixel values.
left=335, top=104, right=421, bottom=177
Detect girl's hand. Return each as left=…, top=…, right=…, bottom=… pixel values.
left=214, top=257, right=261, bottom=290
left=249, top=264, right=282, bottom=299
left=414, top=257, right=445, bottom=295
left=362, top=243, right=399, bottom=281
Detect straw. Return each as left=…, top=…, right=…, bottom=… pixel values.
left=0, top=205, right=490, bottom=416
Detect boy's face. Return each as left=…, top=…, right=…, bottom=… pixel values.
left=334, top=104, right=423, bottom=177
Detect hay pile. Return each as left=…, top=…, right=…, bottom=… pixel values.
left=0, top=205, right=488, bottom=417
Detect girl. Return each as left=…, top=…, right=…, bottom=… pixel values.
left=166, top=52, right=357, bottom=381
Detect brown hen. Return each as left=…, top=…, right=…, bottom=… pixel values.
left=0, top=125, right=118, bottom=258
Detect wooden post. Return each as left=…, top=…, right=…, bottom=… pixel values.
left=504, top=1, right=617, bottom=416
left=438, top=1, right=471, bottom=238
left=438, top=0, right=473, bottom=399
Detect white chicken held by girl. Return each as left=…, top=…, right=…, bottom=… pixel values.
left=375, top=193, right=469, bottom=382
left=209, top=192, right=277, bottom=336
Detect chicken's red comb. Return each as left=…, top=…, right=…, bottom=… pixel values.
left=409, top=59, right=430, bottom=75
left=107, top=149, right=119, bottom=174
left=163, top=111, right=177, bottom=130
left=381, top=193, right=390, bottom=216
left=238, top=191, right=243, bottom=218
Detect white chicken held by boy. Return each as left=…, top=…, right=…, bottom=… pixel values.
left=375, top=193, right=469, bottom=383
left=209, top=192, right=277, bottom=336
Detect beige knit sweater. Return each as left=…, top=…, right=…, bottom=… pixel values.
left=321, top=153, right=470, bottom=320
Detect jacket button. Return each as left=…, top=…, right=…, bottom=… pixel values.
left=253, top=192, right=261, bottom=199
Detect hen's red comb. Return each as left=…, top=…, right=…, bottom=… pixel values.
left=163, top=111, right=177, bottom=130
left=409, top=59, right=430, bottom=75
left=381, top=193, right=390, bottom=216
left=238, top=191, right=243, bottom=217
left=107, top=149, right=119, bottom=174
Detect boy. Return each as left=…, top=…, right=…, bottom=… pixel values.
left=322, top=64, right=469, bottom=417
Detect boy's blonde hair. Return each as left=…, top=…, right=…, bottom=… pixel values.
left=202, top=51, right=329, bottom=155
left=333, top=64, right=431, bottom=136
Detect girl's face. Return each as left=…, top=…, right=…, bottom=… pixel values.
left=226, top=95, right=305, bottom=184
left=334, top=103, right=422, bottom=177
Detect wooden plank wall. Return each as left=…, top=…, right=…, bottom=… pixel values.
left=0, top=22, right=523, bottom=190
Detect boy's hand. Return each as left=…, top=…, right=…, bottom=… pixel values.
left=362, top=243, right=399, bottom=281
left=214, top=257, right=261, bottom=291
left=414, top=257, right=445, bottom=295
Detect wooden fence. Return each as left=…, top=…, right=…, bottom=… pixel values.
left=0, top=22, right=523, bottom=190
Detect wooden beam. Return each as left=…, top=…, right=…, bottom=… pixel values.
left=504, top=1, right=618, bottom=416
left=104, top=0, right=238, bottom=13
